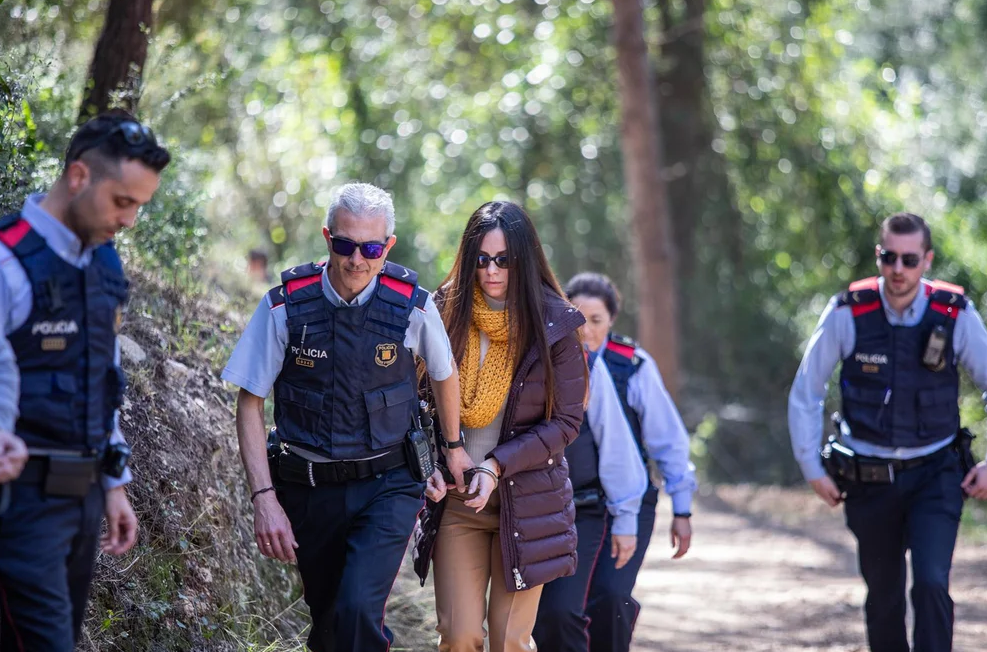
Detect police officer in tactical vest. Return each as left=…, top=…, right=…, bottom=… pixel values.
left=789, top=212, right=987, bottom=652
left=0, top=111, right=170, bottom=650
left=222, top=183, right=462, bottom=652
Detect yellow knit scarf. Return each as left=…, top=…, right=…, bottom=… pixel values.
left=459, top=287, right=513, bottom=429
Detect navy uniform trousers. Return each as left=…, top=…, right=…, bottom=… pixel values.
left=277, top=464, right=424, bottom=652
left=0, top=480, right=104, bottom=651
left=533, top=502, right=609, bottom=652
left=844, top=445, right=964, bottom=652
left=585, top=484, right=659, bottom=652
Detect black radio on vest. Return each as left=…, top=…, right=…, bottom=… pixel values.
left=837, top=276, right=965, bottom=448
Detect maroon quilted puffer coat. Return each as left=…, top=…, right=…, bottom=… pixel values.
left=415, top=286, right=587, bottom=593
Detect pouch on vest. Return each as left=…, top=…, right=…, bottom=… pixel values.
left=364, top=379, right=417, bottom=450
left=44, top=457, right=98, bottom=497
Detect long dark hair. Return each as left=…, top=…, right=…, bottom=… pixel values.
left=440, top=201, right=567, bottom=417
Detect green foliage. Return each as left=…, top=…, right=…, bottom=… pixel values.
left=116, top=161, right=209, bottom=286
left=6, top=0, right=987, bottom=488
left=0, top=63, right=52, bottom=214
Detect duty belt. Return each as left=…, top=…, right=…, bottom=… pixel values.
left=850, top=445, right=951, bottom=484
left=277, top=444, right=407, bottom=486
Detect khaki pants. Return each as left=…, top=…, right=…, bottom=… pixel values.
left=433, top=489, right=543, bottom=652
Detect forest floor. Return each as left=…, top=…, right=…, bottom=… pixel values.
left=628, top=485, right=987, bottom=652
left=387, top=484, right=987, bottom=652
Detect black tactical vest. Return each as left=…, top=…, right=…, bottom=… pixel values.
left=567, top=350, right=602, bottom=492
left=271, top=260, right=428, bottom=459
left=602, top=333, right=646, bottom=461
left=0, top=213, right=128, bottom=452
left=839, top=277, right=963, bottom=448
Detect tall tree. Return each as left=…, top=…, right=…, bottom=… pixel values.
left=78, top=0, right=154, bottom=122
left=612, top=0, right=681, bottom=395
left=656, top=0, right=706, bottom=283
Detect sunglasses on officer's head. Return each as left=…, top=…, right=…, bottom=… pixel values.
left=69, top=120, right=157, bottom=161
left=330, top=236, right=387, bottom=260
left=879, top=249, right=922, bottom=269
left=477, top=254, right=510, bottom=270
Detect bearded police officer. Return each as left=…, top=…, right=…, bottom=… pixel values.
left=789, top=212, right=987, bottom=652
left=0, top=111, right=170, bottom=650
left=222, top=183, right=461, bottom=652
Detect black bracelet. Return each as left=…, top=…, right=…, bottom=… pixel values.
left=673, top=512, right=692, bottom=519
left=251, top=486, right=275, bottom=502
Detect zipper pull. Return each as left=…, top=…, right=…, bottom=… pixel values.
left=883, top=389, right=892, bottom=405
left=512, top=568, right=526, bottom=590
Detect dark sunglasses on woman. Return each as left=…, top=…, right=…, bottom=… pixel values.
left=477, top=254, right=510, bottom=269
left=330, top=236, right=387, bottom=259
left=879, top=249, right=922, bottom=269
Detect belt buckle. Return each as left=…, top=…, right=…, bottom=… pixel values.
left=887, top=462, right=895, bottom=484
left=307, top=461, right=316, bottom=487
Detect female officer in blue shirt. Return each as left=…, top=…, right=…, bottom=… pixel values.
left=565, top=272, right=697, bottom=652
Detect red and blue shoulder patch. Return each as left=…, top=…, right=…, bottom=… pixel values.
left=927, top=279, right=966, bottom=319
left=380, top=261, right=428, bottom=311
left=0, top=218, right=31, bottom=249
left=839, top=277, right=882, bottom=317
left=606, top=333, right=638, bottom=361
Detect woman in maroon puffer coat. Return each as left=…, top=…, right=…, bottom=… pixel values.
left=415, top=200, right=587, bottom=652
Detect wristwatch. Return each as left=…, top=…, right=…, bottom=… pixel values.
left=673, top=512, right=692, bottom=519
left=441, top=430, right=466, bottom=450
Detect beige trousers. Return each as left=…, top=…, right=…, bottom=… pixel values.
left=432, top=489, right=543, bottom=652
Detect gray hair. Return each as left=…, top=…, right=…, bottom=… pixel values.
left=325, top=183, right=396, bottom=236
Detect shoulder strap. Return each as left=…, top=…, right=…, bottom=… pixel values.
left=280, top=261, right=325, bottom=304
left=838, top=277, right=882, bottom=317
left=378, top=261, right=420, bottom=308
left=0, top=213, right=46, bottom=259
left=267, top=285, right=286, bottom=309
left=928, top=279, right=967, bottom=320
left=92, top=242, right=125, bottom=276
left=606, top=332, right=638, bottom=362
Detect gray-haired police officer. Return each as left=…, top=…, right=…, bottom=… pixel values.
left=0, top=111, right=170, bottom=650
left=789, top=212, right=987, bottom=652
left=222, top=183, right=462, bottom=652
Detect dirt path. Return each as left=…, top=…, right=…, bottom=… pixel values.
left=631, top=486, right=987, bottom=652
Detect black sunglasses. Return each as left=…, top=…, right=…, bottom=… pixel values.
left=70, top=120, right=157, bottom=161
left=330, top=236, right=387, bottom=260
left=879, top=249, right=922, bottom=269
left=477, top=254, right=510, bottom=270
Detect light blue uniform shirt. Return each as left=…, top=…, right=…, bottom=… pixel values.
left=622, top=347, right=698, bottom=515
left=587, top=353, right=647, bottom=536
left=221, top=264, right=454, bottom=402
left=789, top=277, right=987, bottom=481
left=0, top=194, right=132, bottom=489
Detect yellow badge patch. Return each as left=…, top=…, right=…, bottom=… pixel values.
left=296, top=357, right=315, bottom=368
left=376, top=343, right=397, bottom=368
left=862, top=364, right=880, bottom=374
left=41, top=337, right=67, bottom=352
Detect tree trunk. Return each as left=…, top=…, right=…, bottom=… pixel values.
left=657, top=0, right=706, bottom=283
left=78, top=0, right=154, bottom=122
left=612, top=0, right=681, bottom=396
